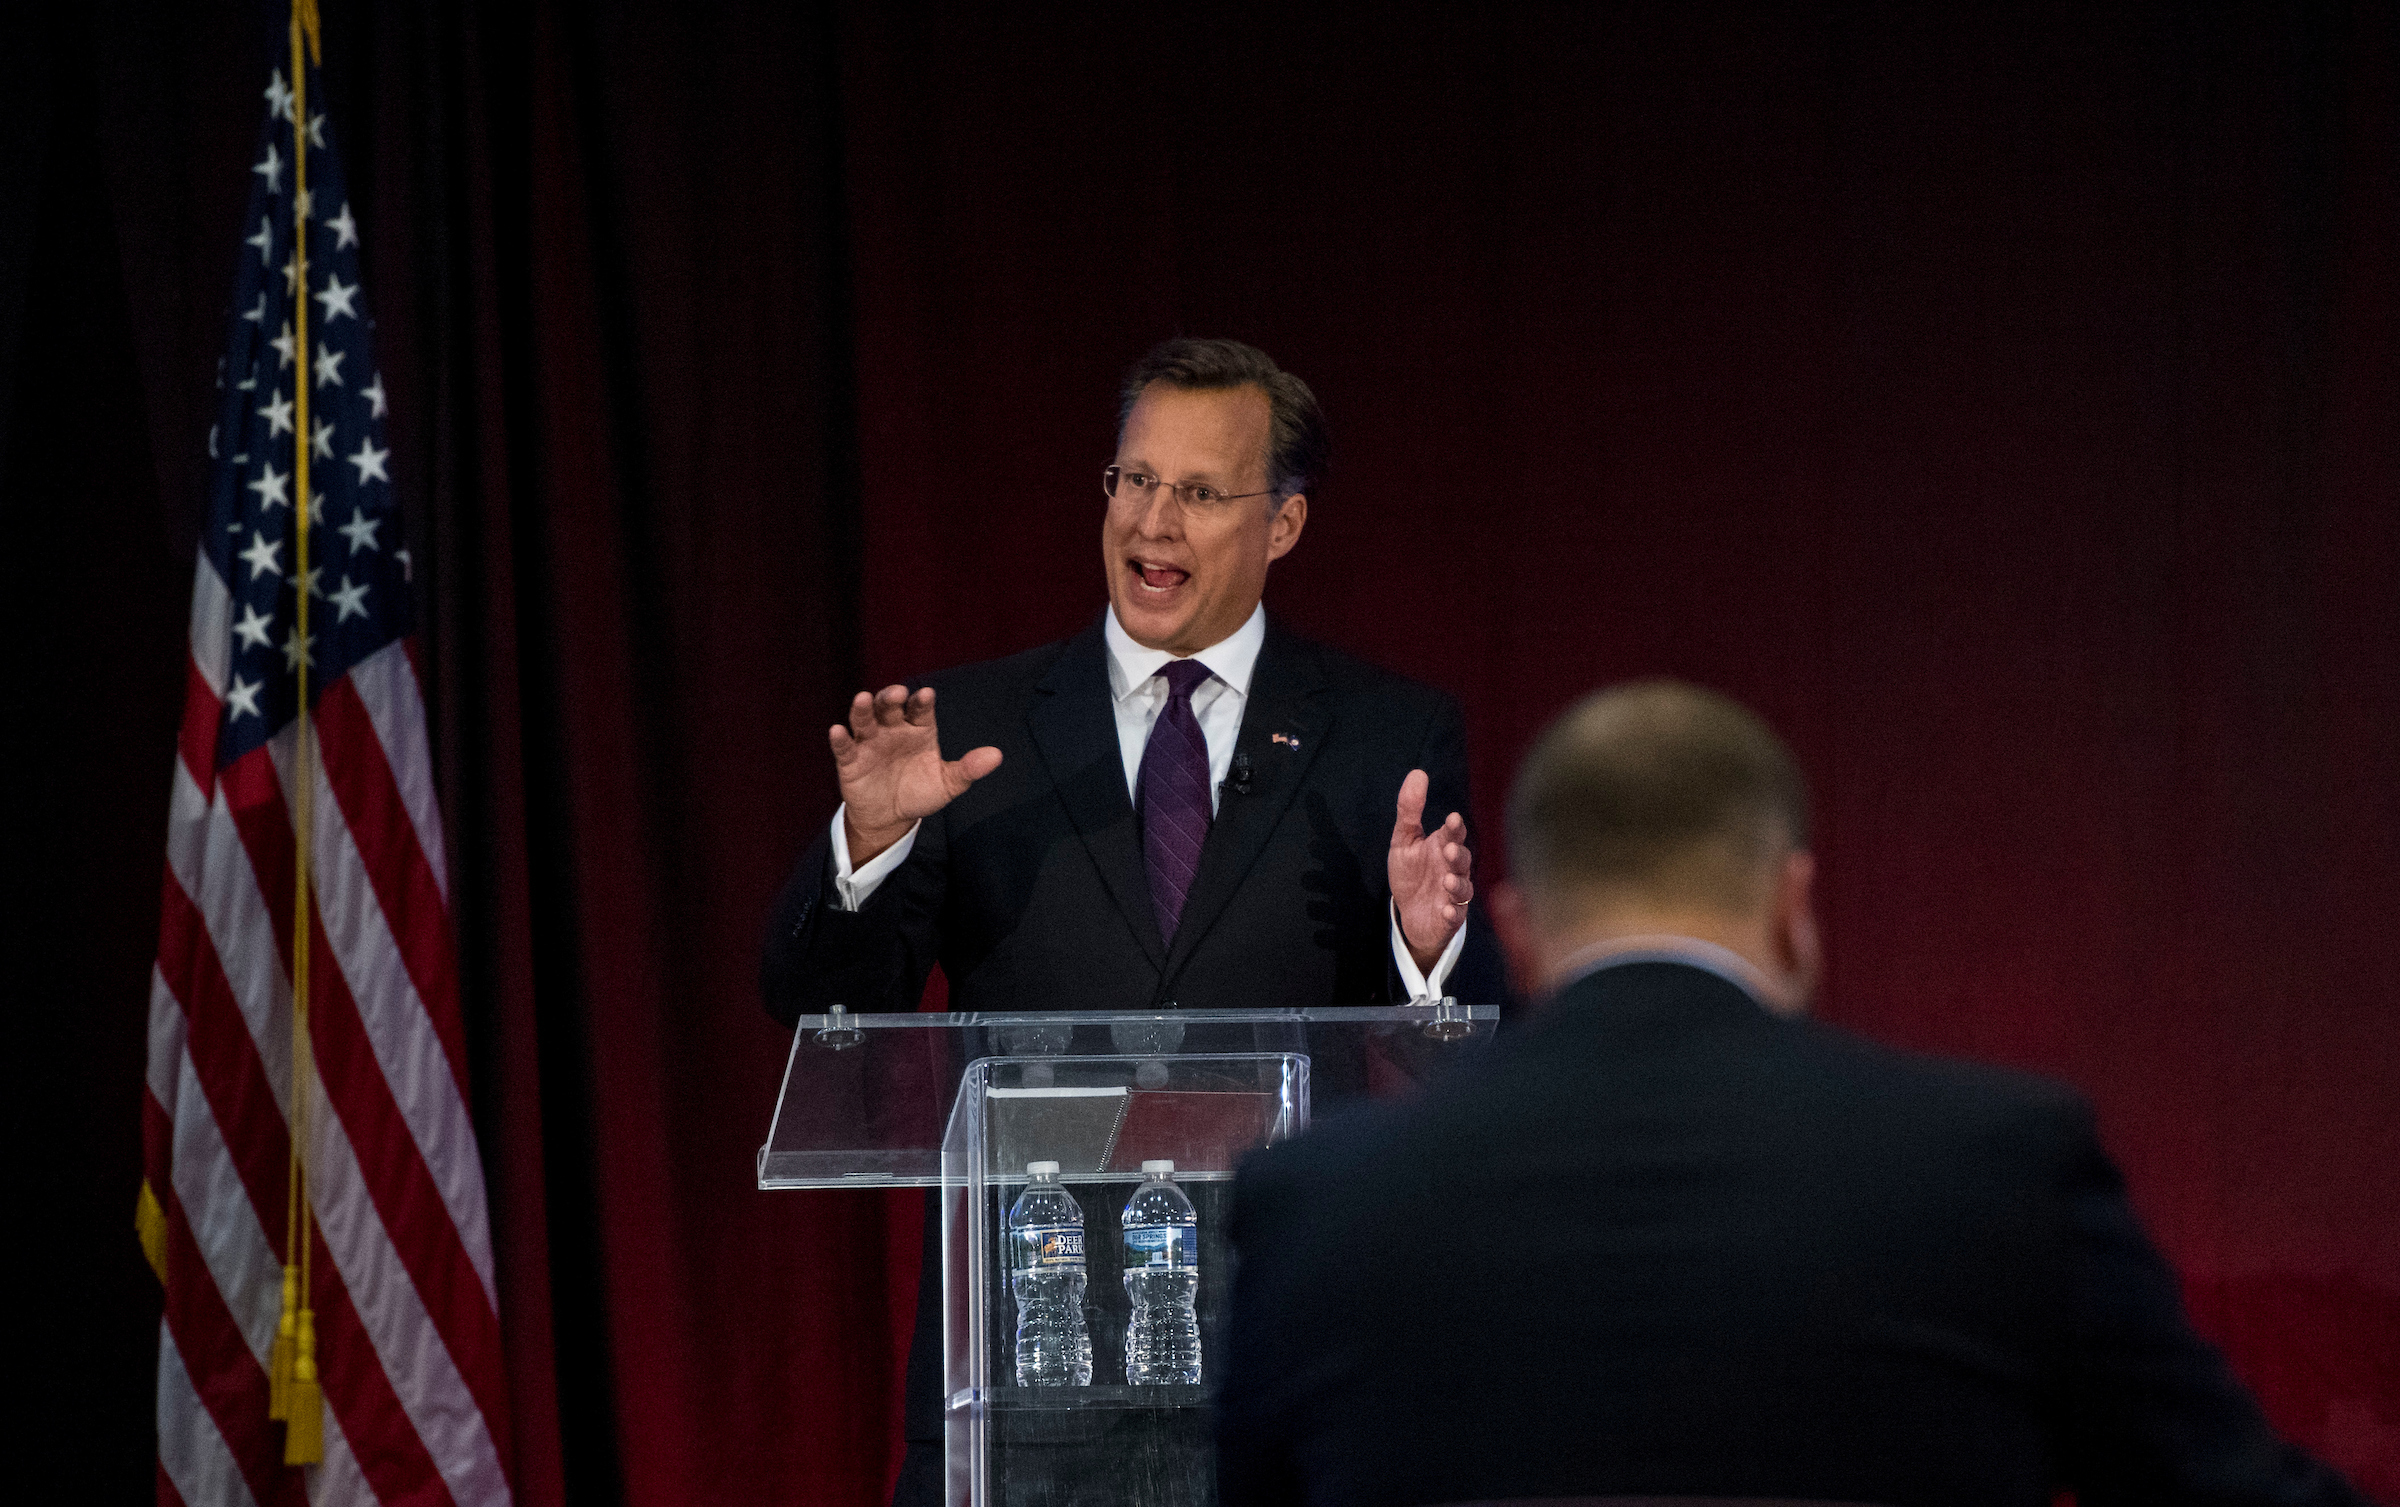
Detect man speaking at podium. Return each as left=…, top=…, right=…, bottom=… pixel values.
left=761, top=338, right=1506, bottom=1506
left=762, top=337, right=1505, bottom=1024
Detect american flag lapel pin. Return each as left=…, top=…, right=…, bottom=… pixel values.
left=1271, top=732, right=1300, bottom=750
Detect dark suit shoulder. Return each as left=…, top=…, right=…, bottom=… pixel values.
left=916, top=634, right=1077, bottom=702
left=903, top=630, right=1093, bottom=754
left=1270, top=623, right=1455, bottom=710
left=1248, top=976, right=2098, bottom=1207
left=1229, top=1075, right=1435, bottom=1225
left=914, top=615, right=1463, bottom=724
left=1788, top=1016, right=2095, bottom=1155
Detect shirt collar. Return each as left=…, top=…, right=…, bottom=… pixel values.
left=1549, top=934, right=1783, bottom=1013
left=1103, top=602, right=1267, bottom=704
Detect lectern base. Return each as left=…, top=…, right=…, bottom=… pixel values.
left=950, top=1388, right=1212, bottom=1507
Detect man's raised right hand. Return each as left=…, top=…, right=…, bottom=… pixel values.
left=831, top=685, right=1004, bottom=866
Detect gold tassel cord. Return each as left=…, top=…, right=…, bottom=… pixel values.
left=267, top=22, right=307, bottom=1433
left=270, top=1264, right=299, bottom=1418
left=285, top=1308, right=326, bottom=1463
left=280, top=0, right=327, bottom=1470
left=136, top=1180, right=169, bottom=1286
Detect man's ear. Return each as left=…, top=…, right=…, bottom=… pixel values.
left=1266, top=492, right=1307, bottom=562
left=1771, top=850, right=1821, bottom=1015
left=1489, top=880, right=1543, bottom=1001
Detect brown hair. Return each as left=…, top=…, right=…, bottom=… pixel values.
left=1118, top=338, right=1330, bottom=501
left=1507, top=680, right=1810, bottom=914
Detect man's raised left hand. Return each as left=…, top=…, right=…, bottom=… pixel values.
left=1389, top=768, right=1473, bottom=976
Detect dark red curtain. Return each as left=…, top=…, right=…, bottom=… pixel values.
left=10, top=3, right=2394, bottom=1505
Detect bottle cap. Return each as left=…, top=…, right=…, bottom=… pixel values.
left=1141, top=1159, right=1175, bottom=1174
left=1027, top=1160, right=1060, bottom=1176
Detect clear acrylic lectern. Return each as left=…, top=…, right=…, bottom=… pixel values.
left=759, top=1002, right=1499, bottom=1507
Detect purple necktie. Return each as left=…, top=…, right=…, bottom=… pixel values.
left=1139, top=658, right=1215, bottom=945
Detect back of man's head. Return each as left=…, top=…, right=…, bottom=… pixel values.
left=1507, top=680, right=1810, bottom=930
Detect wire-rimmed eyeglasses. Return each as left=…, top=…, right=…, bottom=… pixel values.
left=1103, top=465, right=1277, bottom=511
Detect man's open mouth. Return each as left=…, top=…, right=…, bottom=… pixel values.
left=1132, top=561, right=1190, bottom=592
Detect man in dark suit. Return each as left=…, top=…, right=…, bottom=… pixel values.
left=762, top=337, right=1503, bottom=1022
left=1216, top=680, right=2366, bottom=1507
left=761, top=339, right=1506, bottom=1505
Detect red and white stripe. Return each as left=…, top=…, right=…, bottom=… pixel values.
left=146, top=552, right=513, bottom=1507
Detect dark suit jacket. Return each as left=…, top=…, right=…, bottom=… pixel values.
left=761, top=614, right=1507, bottom=1023
left=1217, top=961, right=2365, bottom=1507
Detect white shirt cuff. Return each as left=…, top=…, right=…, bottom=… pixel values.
left=1390, top=899, right=1470, bottom=1002
left=831, top=806, right=921, bottom=911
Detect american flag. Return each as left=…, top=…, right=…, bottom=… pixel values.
left=140, top=50, right=513, bottom=1507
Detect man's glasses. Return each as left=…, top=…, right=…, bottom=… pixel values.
left=1104, top=465, right=1276, bottom=512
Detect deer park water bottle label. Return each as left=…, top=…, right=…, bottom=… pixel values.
left=1013, top=1225, right=1085, bottom=1272
left=1123, top=1223, right=1194, bottom=1270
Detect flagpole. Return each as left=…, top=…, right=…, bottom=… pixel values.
left=281, top=0, right=327, bottom=1470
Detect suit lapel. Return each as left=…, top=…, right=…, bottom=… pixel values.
left=1164, top=620, right=1331, bottom=980
left=1026, top=623, right=1168, bottom=970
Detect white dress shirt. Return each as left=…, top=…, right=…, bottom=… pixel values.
left=829, top=604, right=1467, bottom=998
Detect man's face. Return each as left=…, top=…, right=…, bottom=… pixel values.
left=1103, top=381, right=1307, bottom=655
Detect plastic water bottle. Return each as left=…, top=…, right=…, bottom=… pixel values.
left=1007, top=1161, right=1091, bottom=1387
left=1121, top=1160, right=1201, bottom=1385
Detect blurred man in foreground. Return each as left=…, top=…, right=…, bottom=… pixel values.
left=1217, top=680, right=2365, bottom=1507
